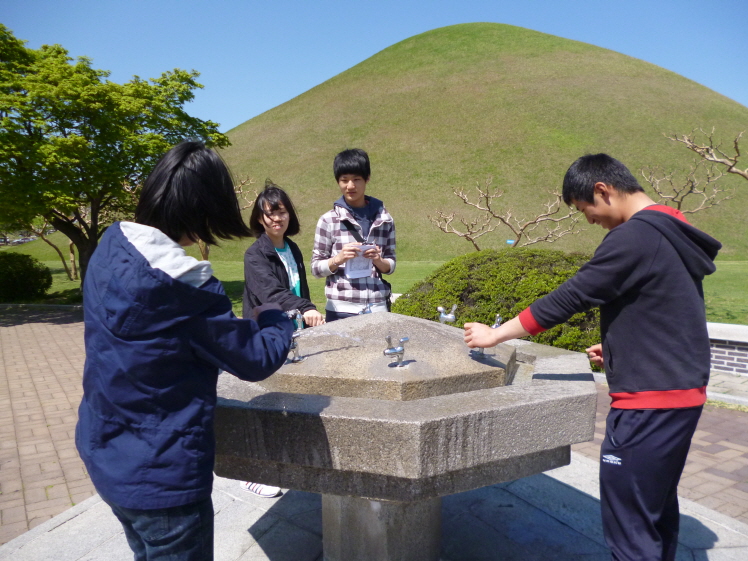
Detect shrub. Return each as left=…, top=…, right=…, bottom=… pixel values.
left=392, top=248, right=600, bottom=353
left=0, top=253, right=53, bottom=302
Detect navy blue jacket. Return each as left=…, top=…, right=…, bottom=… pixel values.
left=76, top=223, right=293, bottom=509
left=529, top=209, right=720, bottom=401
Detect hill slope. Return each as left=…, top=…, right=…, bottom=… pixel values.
left=223, top=24, right=748, bottom=260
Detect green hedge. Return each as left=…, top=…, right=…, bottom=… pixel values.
left=392, top=248, right=600, bottom=353
left=0, top=253, right=53, bottom=302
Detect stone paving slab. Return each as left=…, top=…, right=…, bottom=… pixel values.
left=2, top=307, right=748, bottom=556
left=708, top=372, right=748, bottom=403
left=3, top=457, right=748, bottom=560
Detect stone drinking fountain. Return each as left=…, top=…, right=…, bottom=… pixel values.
left=214, top=311, right=597, bottom=561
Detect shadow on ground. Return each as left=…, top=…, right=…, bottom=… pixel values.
left=0, top=307, right=83, bottom=327
left=239, top=474, right=720, bottom=561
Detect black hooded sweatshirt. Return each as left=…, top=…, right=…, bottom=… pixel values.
left=521, top=206, right=721, bottom=409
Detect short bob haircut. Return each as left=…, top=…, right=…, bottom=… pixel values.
left=562, top=153, right=644, bottom=206
left=249, top=181, right=301, bottom=238
left=135, top=140, right=252, bottom=245
left=333, top=148, right=371, bottom=181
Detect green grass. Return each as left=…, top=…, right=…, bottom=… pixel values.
left=4, top=237, right=747, bottom=326
left=4, top=21, right=748, bottom=317
left=706, top=400, right=748, bottom=414
left=218, top=258, right=748, bottom=323
left=1, top=238, right=84, bottom=304
left=5, top=23, right=748, bottom=315
left=703, top=262, right=748, bottom=324
left=0, top=232, right=73, bottom=261
left=218, top=22, right=748, bottom=263
left=213, top=260, right=444, bottom=317
left=2, top=240, right=443, bottom=312
left=42, top=261, right=83, bottom=304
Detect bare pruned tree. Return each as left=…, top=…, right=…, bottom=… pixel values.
left=429, top=177, right=582, bottom=251
left=639, top=128, right=745, bottom=216
left=196, top=176, right=257, bottom=261
left=27, top=218, right=77, bottom=281
left=235, top=176, right=258, bottom=211
left=429, top=209, right=497, bottom=251
left=667, top=128, right=747, bottom=182
left=641, top=159, right=733, bottom=214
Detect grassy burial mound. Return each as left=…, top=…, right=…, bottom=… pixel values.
left=219, top=22, right=748, bottom=262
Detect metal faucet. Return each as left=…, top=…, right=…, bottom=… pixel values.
left=285, top=309, right=306, bottom=363
left=437, top=304, right=457, bottom=324
left=472, top=314, right=502, bottom=357
left=288, top=309, right=304, bottom=331
left=289, top=330, right=304, bottom=363
left=383, top=335, right=409, bottom=367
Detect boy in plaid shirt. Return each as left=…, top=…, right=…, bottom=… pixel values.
left=311, top=149, right=396, bottom=321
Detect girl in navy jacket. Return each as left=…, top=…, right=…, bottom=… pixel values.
left=76, top=141, right=293, bottom=561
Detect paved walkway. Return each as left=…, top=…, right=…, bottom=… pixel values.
left=1, top=307, right=748, bottom=555
left=572, top=386, right=748, bottom=526
left=0, top=309, right=95, bottom=545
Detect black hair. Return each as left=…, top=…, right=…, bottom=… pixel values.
left=333, top=148, right=371, bottom=181
left=562, top=153, right=644, bottom=205
left=134, top=140, right=252, bottom=245
left=248, top=180, right=301, bottom=238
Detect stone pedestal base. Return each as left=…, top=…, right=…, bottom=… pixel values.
left=322, top=494, right=441, bottom=561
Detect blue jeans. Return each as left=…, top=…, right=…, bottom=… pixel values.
left=325, top=310, right=358, bottom=322
left=103, top=496, right=214, bottom=561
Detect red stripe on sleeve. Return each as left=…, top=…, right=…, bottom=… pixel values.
left=518, top=307, right=546, bottom=335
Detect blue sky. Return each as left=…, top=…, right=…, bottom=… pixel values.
left=2, top=0, right=747, bottom=133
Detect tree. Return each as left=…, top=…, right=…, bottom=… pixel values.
left=27, top=217, right=78, bottom=281
left=429, top=176, right=581, bottom=250
left=0, top=24, right=229, bottom=281
left=0, top=218, right=23, bottom=246
left=641, top=159, right=733, bottom=214
left=668, top=128, right=747, bottom=182
left=640, top=129, right=745, bottom=215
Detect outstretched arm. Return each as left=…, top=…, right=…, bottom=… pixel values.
left=463, top=316, right=531, bottom=348
left=191, top=298, right=294, bottom=382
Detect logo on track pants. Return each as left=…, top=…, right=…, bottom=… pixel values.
left=602, top=454, right=622, bottom=466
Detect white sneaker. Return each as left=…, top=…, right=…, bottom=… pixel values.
left=240, top=481, right=282, bottom=498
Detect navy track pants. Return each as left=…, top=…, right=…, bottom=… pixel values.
left=599, top=406, right=703, bottom=561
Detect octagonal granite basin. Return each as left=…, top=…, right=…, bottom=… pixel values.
left=214, top=312, right=597, bottom=502
left=255, top=312, right=516, bottom=401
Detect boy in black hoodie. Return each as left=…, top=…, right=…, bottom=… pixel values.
left=464, top=154, right=721, bottom=561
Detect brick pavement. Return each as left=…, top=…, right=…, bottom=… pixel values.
left=572, top=383, right=748, bottom=527
left=708, top=368, right=748, bottom=397
left=1, top=307, right=748, bottom=545
left=0, top=309, right=95, bottom=545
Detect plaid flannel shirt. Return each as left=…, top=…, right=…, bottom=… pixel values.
left=311, top=200, right=396, bottom=312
